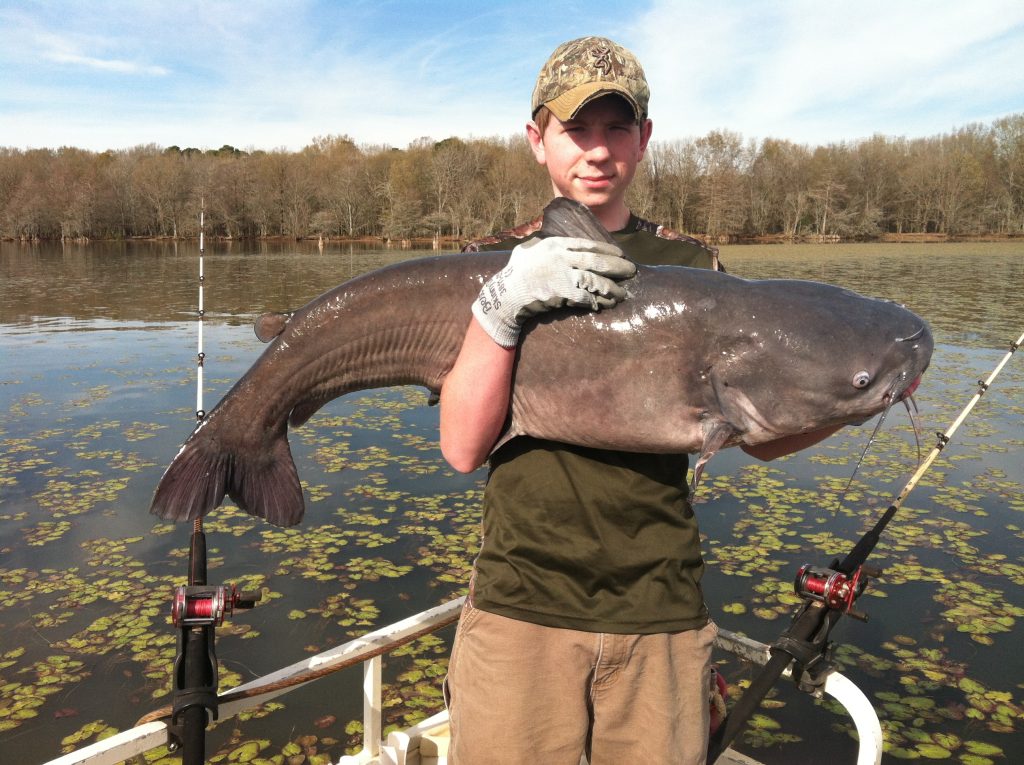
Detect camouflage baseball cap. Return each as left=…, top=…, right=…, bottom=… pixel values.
left=532, top=36, right=650, bottom=121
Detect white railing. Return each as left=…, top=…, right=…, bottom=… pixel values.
left=40, top=597, right=881, bottom=765
left=40, top=599, right=463, bottom=765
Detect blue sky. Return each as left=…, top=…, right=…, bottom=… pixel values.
left=2, top=0, right=1022, bottom=152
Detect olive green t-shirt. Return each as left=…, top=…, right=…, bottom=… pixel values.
left=467, top=213, right=720, bottom=633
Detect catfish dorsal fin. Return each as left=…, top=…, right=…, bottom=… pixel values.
left=255, top=311, right=293, bottom=343
left=538, top=198, right=617, bottom=244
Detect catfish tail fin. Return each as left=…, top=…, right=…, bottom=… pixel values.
left=150, top=424, right=305, bottom=527
left=229, top=435, right=304, bottom=527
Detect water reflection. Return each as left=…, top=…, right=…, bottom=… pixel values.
left=1, top=239, right=442, bottom=326
left=3, top=240, right=1020, bottom=349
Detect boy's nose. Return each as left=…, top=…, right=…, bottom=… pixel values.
left=584, top=138, right=612, bottom=162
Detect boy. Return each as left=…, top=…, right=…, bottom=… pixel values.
left=439, top=36, right=838, bottom=764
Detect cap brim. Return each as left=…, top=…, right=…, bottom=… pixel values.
left=542, top=82, right=642, bottom=122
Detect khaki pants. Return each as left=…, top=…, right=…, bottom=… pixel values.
left=445, top=602, right=717, bottom=765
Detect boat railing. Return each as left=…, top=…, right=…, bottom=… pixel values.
left=40, top=596, right=882, bottom=765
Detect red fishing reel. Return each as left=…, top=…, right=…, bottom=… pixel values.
left=793, top=564, right=878, bottom=621
left=172, top=585, right=261, bottom=628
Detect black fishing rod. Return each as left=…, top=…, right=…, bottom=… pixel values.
left=168, top=520, right=260, bottom=761
left=708, top=329, right=1024, bottom=764
left=166, top=202, right=259, bottom=762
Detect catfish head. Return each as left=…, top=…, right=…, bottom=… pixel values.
left=693, top=280, right=933, bottom=483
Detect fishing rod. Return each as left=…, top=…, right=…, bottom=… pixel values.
left=708, top=329, right=1024, bottom=764
left=166, top=200, right=259, bottom=763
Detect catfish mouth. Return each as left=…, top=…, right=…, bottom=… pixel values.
left=885, top=372, right=922, bottom=407
left=896, top=374, right=922, bottom=402
left=878, top=370, right=924, bottom=439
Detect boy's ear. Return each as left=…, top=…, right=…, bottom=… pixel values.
left=526, top=120, right=547, bottom=166
left=638, top=118, right=653, bottom=160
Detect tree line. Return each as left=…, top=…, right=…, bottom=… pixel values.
left=2, top=113, right=1022, bottom=244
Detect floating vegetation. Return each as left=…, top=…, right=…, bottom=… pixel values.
left=59, top=720, right=119, bottom=753
left=75, top=448, right=157, bottom=472
left=312, top=592, right=380, bottom=631
left=2, top=248, right=1022, bottom=764
left=934, top=580, right=1024, bottom=645
left=22, top=520, right=72, bottom=546
left=741, top=713, right=802, bottom=749
left=1, top=652, right=89, bottom=733
left=6, top=391, right=47, bottom=418
left=65, top=384, right=112, bottom=409
left=703, top=464, right=811, bottom=577
left=826, top=635, right=1022, bottom=760
left=122, top=421, right=167, bottom=442
left=33, top=473, right=132, bottom=517
left=747, top=577, right=804, bottom=621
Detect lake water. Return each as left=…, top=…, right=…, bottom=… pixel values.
left=1, top=239, right=1022, bottom=764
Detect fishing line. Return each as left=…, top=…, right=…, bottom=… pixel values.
left=827, top=370, right=917, bottom=565
left=833, top=401, right=892, bottom=515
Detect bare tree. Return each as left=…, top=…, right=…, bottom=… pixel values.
left=694, top=130, right=748, bottom=238
left=2, top=114, right=1021, bottom=242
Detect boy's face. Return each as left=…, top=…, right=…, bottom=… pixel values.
left=527, top=95, right=652, bottom=229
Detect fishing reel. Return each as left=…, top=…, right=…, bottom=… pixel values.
left=771, top=562, right=881, bottom=695
left=171, top=584, right=261, bottom=628
left=793, top=563, right=879, bottom=622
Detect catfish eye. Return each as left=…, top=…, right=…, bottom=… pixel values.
left=852, top=371, right=871, bottom=389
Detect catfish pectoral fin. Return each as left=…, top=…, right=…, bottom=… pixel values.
left=692, top=421, right=738, bottom=490
left=150, top=428, right=305, bottom=527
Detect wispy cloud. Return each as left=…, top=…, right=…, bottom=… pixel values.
left=45, top=49, right=170, bottom=76
left=1, top=8, right=172, bottom=79
left=632, top=0, right=1024, bottom=143
left=0, top=0, right=1021, bottom=151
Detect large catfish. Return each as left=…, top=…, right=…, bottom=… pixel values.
left=150, top=198, right=933, bottom=527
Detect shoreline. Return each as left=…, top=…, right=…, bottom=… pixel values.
left=3, top=232, right=1022, bottom=246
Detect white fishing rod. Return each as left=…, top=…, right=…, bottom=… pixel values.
left=187, top=200, right=206, bottom=581
left=196, top=200, right=206, bottom=426
left=889, top=328, right=1024, bottom=510
left=165, top=199, right=258, bottom=765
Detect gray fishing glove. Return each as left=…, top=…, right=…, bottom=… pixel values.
left=472, top=236, right=636, bottom=348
